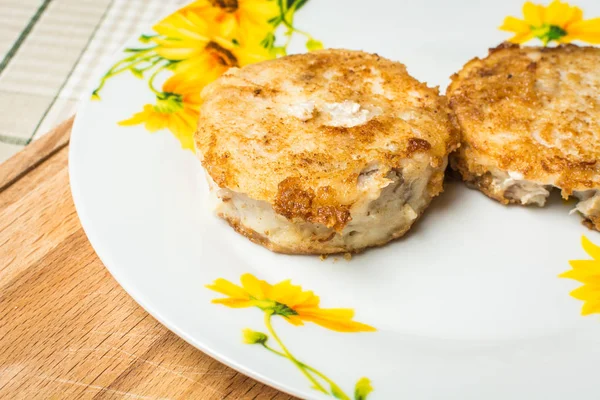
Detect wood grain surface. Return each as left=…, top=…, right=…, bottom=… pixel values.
left=0, top=120, right=296, bottom=400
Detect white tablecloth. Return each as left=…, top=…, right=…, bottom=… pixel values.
left=0, top=0, right=189, bottom=163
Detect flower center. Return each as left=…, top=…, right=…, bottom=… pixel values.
left=271, top=302, right=298, bottom=317
left=154, top=92, right=184, bottom=114
left=208, top=0, right=238, bottom=12
left=252, top=298, right=298, bottom=317
left=205, top=41, right=239, bottom=67
left=532, top=24, right=567, bottom=44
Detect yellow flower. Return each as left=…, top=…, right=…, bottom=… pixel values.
left=206, top=273, right=376, bottom=332
left=242, top=328, right=268, bottom=344
left=355, top=377, right=374, bottom=400
left=182, top=0, right=279, bottom=41
left=119, top=74, right=202, bottom=150
left=500, top=1, right=600, bottom=45
left=152, top=6, right=273, bottom=86
left=559, top=236, right=600, bottom=316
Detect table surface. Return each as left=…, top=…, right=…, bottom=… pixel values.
left=0, top=0, right=188, bottom=164
left=0, top=118, right=295, bottom=400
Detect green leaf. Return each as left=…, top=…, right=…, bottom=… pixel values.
left=271, top=46, right=287, bottom=57
left=331, top=384, right=350, bottom=400
left=166, top=60, right=180, bottom=70
left=354, top=377, right=373, bottom=400
left=268, top=15, right=283, bottom=25
left=138, top=34, right=155, bottom=44
left=272, top=302, right=298, bottom=317
left=123, top=47, right=153, bottom=53
left=305, top=38, right=323, bottom=51
left=131, top=68, right=144, bottom=79
left=287, top=0, right=309, bottom=11
left=261, top=32, right=276, bottom=49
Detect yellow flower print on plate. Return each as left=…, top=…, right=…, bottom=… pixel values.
left=118, top=74, right=202, bottom=150
left=93, top=0, right=321, bottom=150
left=207, top=273, right=375, bottom=399
left=560, top=236, right=600, bottom=316
left=500, top=1, right=600, bottom=45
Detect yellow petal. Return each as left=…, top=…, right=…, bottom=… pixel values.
left=218, top=16, right=238, bottom=39
left=558, top=35, right=575, bottom=43
left=175, top=124, right=197, bottom=150
left=183, top=0, right=211, bottom=9
left=568, top=18, right=600, bottom=43
left=118, top=105, right=153, bottom=126
left=180, top=106, right=200, bottom=128
left=269, top=280, right=300, bottom=303
left=268, top=280, right=319, bottom=309
left=545, top=0, right=577, bottom=27
left=185, top=11, right=211, bottom=35
left=570, top=284, right=600, bottom=301
left=292, top=290, right=320, bottom=309
left=570, top=32, right=600, bottom=44
left=299, top=307, right=355, bottom=320
left=581, top=299, right=600, bottom=316
left=567, top=259, right=600, bottom=270
left=499, top=16, right=531, bottom=33
left=155, top=48, right=198, bottom=61
left=211, top=298, right=255, bottom=308
left=154, top=12, right=210, bottom=41
left=569, top=17, right=600, bottom=33
left=581, top=235, right=600, bottom=260
left=206, top=278, right=249, bottom=299
left=284, top=315, right=305, bottom=326
left=240, top=273, right=271, bottom=300
left=560, top=268, right=600, bottom=284
left=243, top=0, right=279, bottom=20
left=563, top=5, right=583, bottom=27
left=523, top=2, right=545, bottom=27
left=508, top=31, right=536, bottom=44
left=169, top=113, right=196, bottom=150
left=145, top=113, right=169, bottom=132
left=298, top=308, right=376, bottom=332
left=301, top=314, right=376, bottom=332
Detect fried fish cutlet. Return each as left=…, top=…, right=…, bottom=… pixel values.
left=195, top=49, right=459, bottom=254
left=448, top=43, right=600, bottom=230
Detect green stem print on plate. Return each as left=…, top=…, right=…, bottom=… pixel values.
left=207, top=273, right=376, bottom=399
left=92, top=0, right=321, bottom=151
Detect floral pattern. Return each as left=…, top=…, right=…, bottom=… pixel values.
left=500, top=0, right=600, bottom=45
left=560, top=236, right=600, bottom=316
left=207, top=273, right=375, bottom=399
left=93, top=0, right=321, bottom=150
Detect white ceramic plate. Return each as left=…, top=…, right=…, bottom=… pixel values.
left=70, top=1, right=600, bottom=398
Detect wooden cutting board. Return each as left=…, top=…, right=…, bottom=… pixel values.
left=0, top=117, right=295, bottom=400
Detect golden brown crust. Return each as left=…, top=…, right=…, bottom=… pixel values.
left=448, top=43, right=600, bottom=195
left=272, top=177, right=351, bottom=231
left=582, top=215, right=600, bottom=231
left=196, top=49, right=458, bottom=228
left=450, top=155, right=511, bottom=205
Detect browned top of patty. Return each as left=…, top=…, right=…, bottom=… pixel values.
left=195, top=49, right=458, bottom=229
left=448, top=43, right=600, bottom=194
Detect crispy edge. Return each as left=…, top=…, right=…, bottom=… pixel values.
left=272, top=177, right=351, bottom=232
left=582, top=214, right=600, bottom=232
left=450, top=152, right=512, bottom=205
left=218, top=168, right=447, bottom=254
